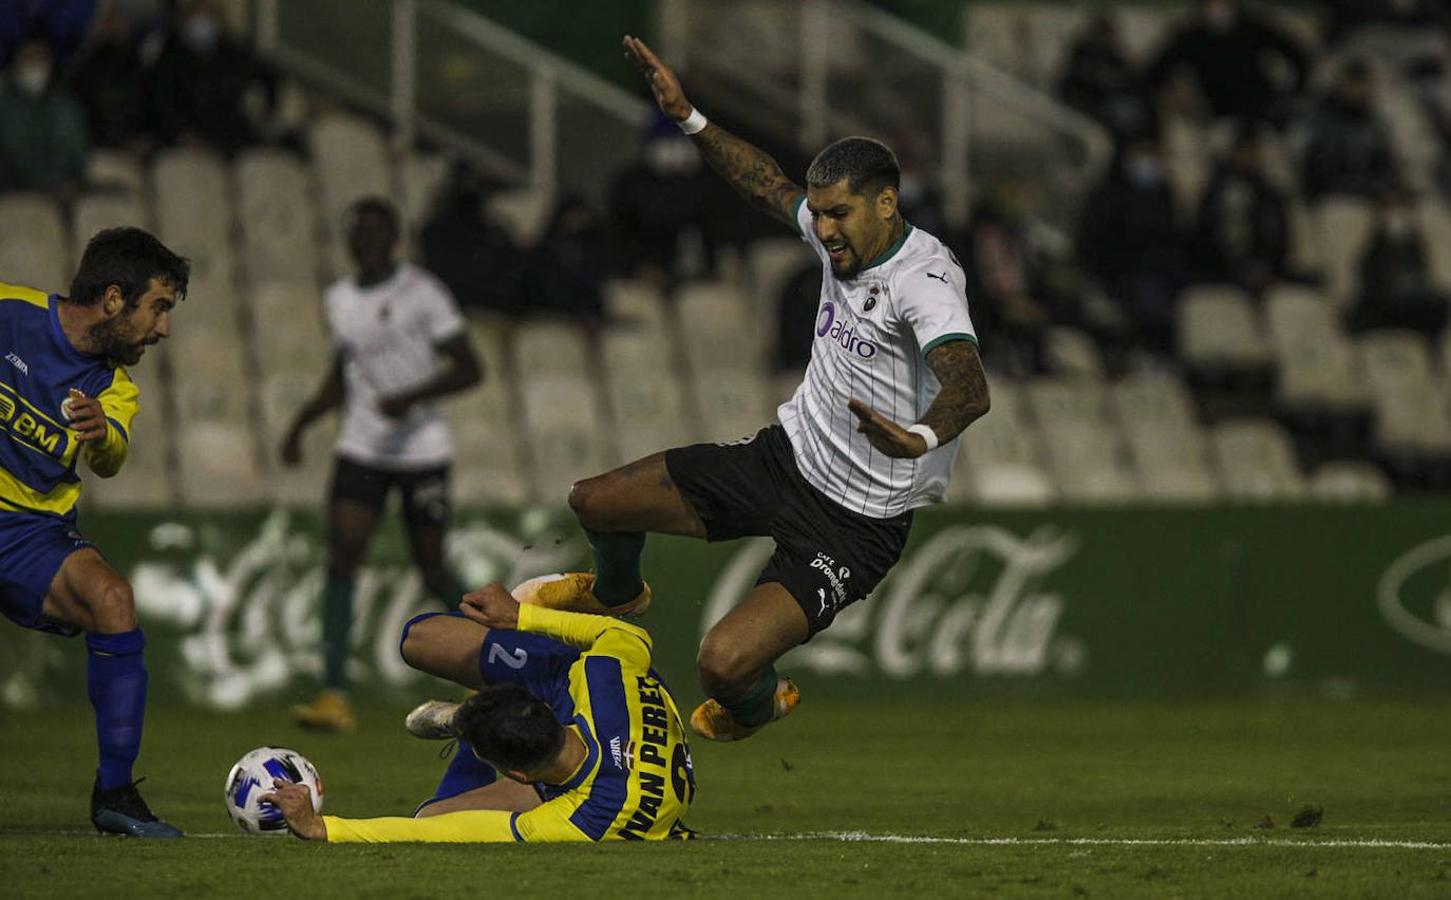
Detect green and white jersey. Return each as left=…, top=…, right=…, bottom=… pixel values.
left=777, top=198, right=977, bottom=518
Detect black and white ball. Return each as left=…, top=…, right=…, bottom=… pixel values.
left=223, top=746, right=323, bottom=834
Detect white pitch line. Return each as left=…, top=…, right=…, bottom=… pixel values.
left=713, top=831, right=1451, bottom=850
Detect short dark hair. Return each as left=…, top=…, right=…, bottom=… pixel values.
left=453, top=683, right=564, bottom=773
left=806, top=137, right=901, bottom=198
left=68, top=227, right=190, bottom=308
left=345, top=196, right=400, bottom=233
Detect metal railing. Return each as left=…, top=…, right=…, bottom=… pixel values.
left=661, top=0, right=1112, bottom=227
left=253, top=0, right=652, bottom=203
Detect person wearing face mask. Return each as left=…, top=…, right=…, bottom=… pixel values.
left=1146, top=0, right=1308, bottom=128
left=1075, top=134, right=1186, bottom=359
left=68, top=5, right=151, bottom=151
left=1194, top=122, right=1291, bottom=292
left=1347, top=188, right=1450, bottom=336
left=0, top=38, right=89, bottom=195
left=147, top=0, right=274, bottom=155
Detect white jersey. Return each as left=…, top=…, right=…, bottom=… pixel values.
left=777, top=197, right=977, bottom=518
left=324, top=263, right=467, bottom=469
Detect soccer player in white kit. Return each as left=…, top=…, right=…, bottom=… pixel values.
left=528, top=36, right=990, bottom=742
left=280, top=198, right=483, bottom=731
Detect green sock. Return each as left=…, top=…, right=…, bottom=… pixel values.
left=322, top=574, right=354, bottom=691
left=429, top=573, right=466, bottom=610
left=587, top=529, right=645, bottom=607
left=722, top=665, right=779, bottom=728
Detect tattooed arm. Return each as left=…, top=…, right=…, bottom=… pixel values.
left=623, top=34, right=803, bottom=227
left=849, top=340, right=990, bottom=459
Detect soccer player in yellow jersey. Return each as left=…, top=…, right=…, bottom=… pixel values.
left=264, top=578, right=697, bottom=842
left=0, top=228, right=189, bottom=836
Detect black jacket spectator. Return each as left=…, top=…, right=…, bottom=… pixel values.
left=68, top=6, right=150, bottom=149
left=1194, top=128, right=1290, bottom=290
left=1076, top=139, right=1186, bottom=356
left=1146, top=0, right=1307, bottom=125
left=148, top=1, right=274, bottom=155
left=522, top=195, right=610, bottom=320
left=421, top=165, right=523, bottom=316
left=1348, top=192, right=1449, bottom=335
left=774, top=261, right=822, bottom=372
left=1301, top=62, right=1398, bottom=203
left=1056, top=13, right=1148, bottom=137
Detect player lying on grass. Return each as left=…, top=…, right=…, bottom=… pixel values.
left=525, top=36, right=990, bottom=743
left=1, top=229, right=189, bottom=837
left=264, top=578, right=696, bottom=842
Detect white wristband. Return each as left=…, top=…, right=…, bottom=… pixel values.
left=678, top=107, right=708, bottom=135
left=907, top=423, right=939, bottom=452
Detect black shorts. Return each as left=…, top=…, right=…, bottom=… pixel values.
left=664, top=425, right=912, bottom=637
left=329, top=456, right=452, bottom=529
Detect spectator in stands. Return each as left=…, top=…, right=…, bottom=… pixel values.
left=1347, top=187, right=1450, bottom=335
left=774, top=260, right=821, bottom=373
left=608, top=114, right=721, bottom=287
left=1301, top=60, right=1399, bottom=204
left=1146, top=0, right=1308, bottom=128
left=1076, top=133, right=1186, bottom=358
left=68, top=4, right=152, bottom=151
left=1056, top=12, right=1148, bottom=138
left=149, top=0, right=274, bottom=155
left=521, top=194, right=610, bottom=321
left=1194, top=123, right=1290, bottom=292
left=420, top=161, right=523, bottom=316
left=963, top=184, right=1052, bottom=375
left=0, top=39, right=89, bottom=196
left=1, top=0, right=96, bottom=69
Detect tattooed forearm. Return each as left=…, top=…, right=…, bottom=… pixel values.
left=692, top=123, right=804, bottom=227
left=919, top=339, right=990, bottom=443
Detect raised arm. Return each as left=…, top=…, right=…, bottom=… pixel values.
left=623, top=35, right=803, bottom=228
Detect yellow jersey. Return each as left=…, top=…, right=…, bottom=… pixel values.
left=324, top=604, right=697, bottom=843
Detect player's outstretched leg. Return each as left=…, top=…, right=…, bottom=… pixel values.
left=293, top=497, right=380, bottom=733
left=527, top=454, right=706, bottom=617
left=43, top=549, right=182, bottom=837
left=691, top=583, right=806, bottom=742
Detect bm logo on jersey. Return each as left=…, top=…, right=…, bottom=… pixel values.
left=0, top=389, right=65, bottom=457
left=816, top=301, right=880, bottom=360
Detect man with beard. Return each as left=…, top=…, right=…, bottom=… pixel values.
left=0, top=227, right=189, bottom=836
left=524, top=36, right=990, bottom=743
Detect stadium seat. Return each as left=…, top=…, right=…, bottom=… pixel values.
left=678, top=280, right=765, bottom=374
left=1042, top=326, right=1105, bottom=379
left=175, top=420, right=266, bottom=508
left=71, top=192, right=149, bottom=268
left=152, top=147, right=236, bottom=294
left=1417, top=197, right=1451, bottom=292
left=1177, top=285, right=1273, bottom=374
left=236, top=148, right=320, bottom=284
left=248, top=281, right=329, bottom=376
left=1371, top=381, right=1451, bottom=457
left=512, top=319, right=591, bottom=377
left=1313, top=198, right=1375, bottom=308
left=256, top=371, right=335, bottom=507
left=1210, top=419, right=1306, bottom=500
left=694, top=369, right=773, bottom=444
left=309, top=112, right=393, bottom=276
left=1025, top=377, right=1109, bottom=433
left=1042, top=426, right=1139, bottom=503
left=602, top=328, right=691, bottom=465
left=1266, top=286, right=1366, bottom=413
left=169, top=327, right=252, bottom=425
left=1308, top=460, right=1392, bottom=503
left=603, top=279, right=669, bottom=335
left=0, top=192, right=68, bottom=292
left=746, top=236, right=816, bottom=319
left=1357, top=329, right=1436, bottom=396
left=954, top=398, right=1055, bottom=506
left=1110, top=370, right=1200, bottom=436
left=86, top=149, right=145, bottom=195
left=1123, top=426, right=1219, bottom=501
left=520, top=374, right=609, bottom=503
left=448, top=387, right=528, bottom=506
left=82, top=354, right=175, bottom=509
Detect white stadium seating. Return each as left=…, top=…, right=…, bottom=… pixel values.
left=0, top=192, right=68, bottom=292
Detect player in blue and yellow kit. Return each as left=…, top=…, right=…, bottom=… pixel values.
left=0, top=227, right=189, bottom=837
left=264, top=577, right=697, bottom=842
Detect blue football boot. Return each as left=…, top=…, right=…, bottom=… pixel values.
left=91, top=776, right=184, bottom=838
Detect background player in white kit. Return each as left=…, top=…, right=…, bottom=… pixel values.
left=281, top=197, right=483, bottom=732
left=526, top=37, right=991, bottom=742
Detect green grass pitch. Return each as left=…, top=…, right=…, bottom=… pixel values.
left=2, top=698, right=1450, bottom=897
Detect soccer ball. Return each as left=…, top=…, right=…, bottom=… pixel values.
left=223, top=746, right=324, bottom=834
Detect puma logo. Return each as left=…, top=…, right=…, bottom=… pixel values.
left=926, top=271, right=949, bottom=284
